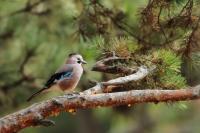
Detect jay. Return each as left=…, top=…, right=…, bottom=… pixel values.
left=27, top=53, right=87, bottom=101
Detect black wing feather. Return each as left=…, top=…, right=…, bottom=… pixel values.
left=26, top=72, right=65, bottom=102
left=44, top=72, right=66, bottom=88
left=27, top=68, right=73, bottom=102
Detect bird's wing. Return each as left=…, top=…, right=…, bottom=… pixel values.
left=27, top=65, right=74, bottom=101
left=44, top=67, right=73, bottom=89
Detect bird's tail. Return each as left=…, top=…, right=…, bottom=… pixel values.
left=26, top=87, right=47, bottom=102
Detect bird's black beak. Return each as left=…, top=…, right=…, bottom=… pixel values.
left=82, top=60, right=87, bottom=64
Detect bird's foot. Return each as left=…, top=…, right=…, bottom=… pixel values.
left=72, top=91, right=80, bottom=95
left=112, top=51, right=116, bottom=57
left=52, top=98, right=63, bottom=107
left=64, top=91, right=80, bottom=99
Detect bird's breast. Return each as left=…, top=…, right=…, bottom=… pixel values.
left=58, top=65, right=83, bottom=91
left=58, top=79, right=76, bottom=91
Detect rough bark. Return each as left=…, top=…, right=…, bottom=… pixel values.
left=1, top=85, right=200, bottom=133
left=84, top=66, right=154, bottom=94
left=0, top=57, right=199, bottom=133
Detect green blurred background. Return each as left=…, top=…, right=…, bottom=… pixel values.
left=1, top=0, right=200, bottom=133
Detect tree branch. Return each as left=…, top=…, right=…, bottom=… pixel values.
left=0, top=57, right=195, bottom=133
left=1, top=85, right=200, bottom=133
left=84, top=65, right=154, bottom=94
left=92, top=56, right=137, bottom=74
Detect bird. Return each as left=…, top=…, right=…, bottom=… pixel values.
left=27, top=53, right=87, bottom=101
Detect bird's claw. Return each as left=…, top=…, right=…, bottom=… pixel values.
left=65, top=92, right=80, bottom=99
left=52, top=98, right=63, bottom=107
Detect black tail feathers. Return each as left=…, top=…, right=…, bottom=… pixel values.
left=26, top=87, right=47, bottom=102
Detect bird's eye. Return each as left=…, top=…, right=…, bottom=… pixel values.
left=77, top=58, right=81, bottom=64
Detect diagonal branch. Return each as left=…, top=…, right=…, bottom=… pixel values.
left=8, top=0, right=47, bottom=17
left=102, top=66, right=154, bottom=86
left=0, top=57, right=195, bottom=133
left=84, top=65, right=154, bottom=94
left=1, top=85, right=200, bottom=133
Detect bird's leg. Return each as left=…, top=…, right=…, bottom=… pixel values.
left=64, top=91, right=80, bottom=99
left=72, top=91, right=80, bottom=95
left=112, top=51, right=116, bottom=57
left=52, top=98, right=63, bottom=107
left=52, top=92, right=80, bottom=106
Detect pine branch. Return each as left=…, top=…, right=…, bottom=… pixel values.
left=85, top=65, right=154, bottom=94
left=1, top=84, right=200, bottom=133
left=0, top=57, right=197, bottom=133
left=92, top=56, right=137, bottom=74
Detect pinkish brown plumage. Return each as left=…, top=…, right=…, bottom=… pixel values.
left=27, top=53, right=87, bottom=101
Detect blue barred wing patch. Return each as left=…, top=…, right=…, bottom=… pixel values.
left=59, top=71, right=73, bottom=80
left=44, top=68, right=73, bottom=88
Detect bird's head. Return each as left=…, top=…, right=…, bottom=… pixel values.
left=66, top=53, right=87, bottom=65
